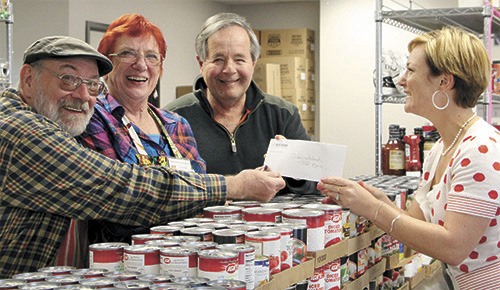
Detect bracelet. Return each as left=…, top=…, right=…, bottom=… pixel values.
left=388, top=213, right=402, bottom=234
left=374, top=202, right=387, bottom=222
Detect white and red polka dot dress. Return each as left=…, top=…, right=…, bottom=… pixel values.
left=415, top=119, right=500, bottom=289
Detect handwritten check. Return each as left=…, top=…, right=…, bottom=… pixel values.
left=263, top=139, right=347, bottom=182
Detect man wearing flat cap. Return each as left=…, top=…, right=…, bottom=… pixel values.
left=0, top=36, right=285, bottom=278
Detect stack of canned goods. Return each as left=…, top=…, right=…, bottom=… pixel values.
left=3, top=193, right=369, bottom=290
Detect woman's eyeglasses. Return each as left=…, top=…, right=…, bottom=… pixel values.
left=109, top=50, right=163, bottom=66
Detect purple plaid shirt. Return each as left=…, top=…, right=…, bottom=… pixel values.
left=76, top=93, right=206, bottom=173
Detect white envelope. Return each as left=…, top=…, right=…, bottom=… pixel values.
left=263, top=139, right=347, bottom=182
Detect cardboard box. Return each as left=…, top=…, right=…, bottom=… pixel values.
left=424, top=260, right=441, bottom=278
left=176, top=85, right=192, bottom=98
left=408, top=269, right=425, bottom=289
left=253, top=63, right=281, bottom=96
left=255, top=258, right=315, bottom=290
left=260, top=28, right=315, bottom=59
left=253, top=29, right=261, bottom=44
left=308, top=238, right=348, bottom=267
left=302, top=119, right=315, bottom=137
left=258, top=57, right=307, bottom=90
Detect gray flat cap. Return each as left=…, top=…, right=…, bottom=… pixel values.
left=23, top=36, right=113, bottom=76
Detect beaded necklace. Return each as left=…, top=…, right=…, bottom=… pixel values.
left=441, top=114, right=475, bottom=156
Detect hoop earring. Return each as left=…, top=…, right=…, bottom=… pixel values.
left=432, top=90, right=450, bottom=110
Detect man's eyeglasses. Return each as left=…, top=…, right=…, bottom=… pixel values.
left=40, top=65, right=106, bottom=97
left=108, top=50, right=163, bottom=66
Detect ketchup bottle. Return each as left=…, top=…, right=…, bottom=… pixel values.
left=404, top=134, right=422, bottom=177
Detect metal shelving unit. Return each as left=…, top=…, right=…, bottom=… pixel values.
left=0, top=0, right=13, bottom=90
left=374, top=0, right=500, bottom=175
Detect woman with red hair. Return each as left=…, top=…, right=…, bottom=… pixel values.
left=77, top=14, right=206, bottom=244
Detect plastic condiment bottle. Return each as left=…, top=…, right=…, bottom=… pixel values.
left=404, top=134, right=422, bottom=177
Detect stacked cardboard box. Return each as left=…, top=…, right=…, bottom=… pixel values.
left=253, top=28, right=317, bottom=139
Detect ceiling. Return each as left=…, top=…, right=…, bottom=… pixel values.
left=214, top=0, right=318, bottom=4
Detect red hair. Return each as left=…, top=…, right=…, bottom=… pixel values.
left=98, top=14, right=166, bottom=73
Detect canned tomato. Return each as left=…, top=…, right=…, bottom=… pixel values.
left=244, top=231, right=281, bottom=274
left=198, top=222, right=229, bottom=230
left=89, top=242, right=128, bottom=272
left=281, top=222, right=308, bottom=266
left=348, top=252, right=358, bottom=281
left=180, top=227, right=213, bottom=242
left=149, top=225, right=181, bottom=236
left=262, top=226, right=293, bottom=271
left=302, top=203, right=343, bottom=247
left=18, top=282, right=60, bottom=290
left=167, top=221, right=197, bottom=228
left=123, top=245, right=160, bottom=275
left=45, top=275, right=83, bottom=286
left=324, top=259, right=341, bottom=290
left=260, top=202, right=302, bottom=210
left=245, top=221, right=277, bottom=228
left=131, top=234, right=165, bottom=245
left=180, top=241, right=218, bottom=251
left=170, top=276, right=209, bottom=287
left=145, top=240, right=179, bottom=248
left=253, top=255, right=269, bottom=288
left=213, top=229, right=246, bottom=245
left=282, top=208, right=325, bottom=252
left=242, top=207, right=281, bottom=223
left=203, top=205, right=243, bottom=221
left=217, top=244, right=255, bottom=290
left=103, top=270, right=141, bottom=281
left=0, top=279, right=26, bottom=290
left=228, top=200, right=261, bottom=208
left=79, top=277, right=117, bottom=288
left=227, top=224, right=259, bottom=232
left=12, top=272, right=50, bottom=283
left=163, top=235, right=200, bottom=243
left=217, top=219, right=247, bottom=226
left=149, top=283, right=190, bottom=289
left=38, top=266, right=75, bottom=276
left=183, top=217, right=214, bottom=224
left=159, top=246, right=198, bottom=278
left=113, top=280, right=153, bottom=289
left=136, top=273, right=174, bottom=284
left=70, top=268, right=109, bottom=279
left=207, top=279, right=246, bottom=290
left=308, top=265, right=325, bottom=290
left=197, top=249, right=239, bottom=281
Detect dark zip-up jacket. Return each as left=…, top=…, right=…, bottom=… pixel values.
left=165, top=76, right=318, bottom=194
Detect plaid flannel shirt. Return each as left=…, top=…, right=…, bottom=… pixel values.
left=0, top=89, right=227, bottom=278
left=76, top=94, right=206, bottom=173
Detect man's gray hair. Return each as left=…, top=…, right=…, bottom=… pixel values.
left=195, top=13, right=261, bottom=62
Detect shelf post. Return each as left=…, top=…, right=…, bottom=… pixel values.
left=375, top=0, right=383, bottom=176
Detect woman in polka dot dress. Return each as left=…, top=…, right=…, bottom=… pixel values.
left=317, top=26, right=500, bottom=289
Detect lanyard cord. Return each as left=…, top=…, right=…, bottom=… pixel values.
left=122, top=107, right=183, bottom=159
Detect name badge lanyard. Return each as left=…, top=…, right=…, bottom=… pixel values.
left=122, top=108, right=183, bottom=160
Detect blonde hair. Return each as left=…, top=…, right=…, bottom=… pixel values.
left=408, top=26, right=490, bottom=108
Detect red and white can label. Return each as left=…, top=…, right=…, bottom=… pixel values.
left=203, top=205, right=243, bottom=221
left=197, top=249, right=239, bottom=281
left=217, top=244, right=256, bottom=290
left=123, top=245, right=160, bottom=275
left=308, top=265, right=325, bottom=290
left=302, top=204, right=343, bottom=247
left=242, top=207, right=282, bottom=223
left=324, top=259, right=341, bottom=290
left=262, top=226, right=293, bottom=271
left=282, top=209, right=325, bottom=252
left=245, top=231, right=281, bottom=274
left=159, top=246, right=197, bottom=278
left=89, top=242, right=128, bottom=272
